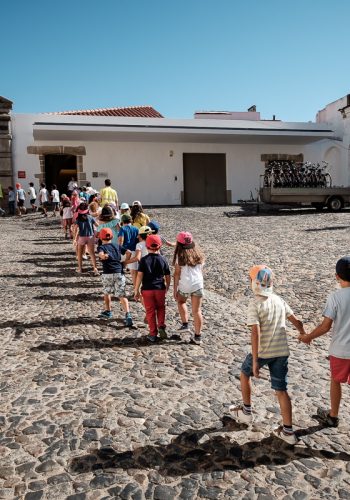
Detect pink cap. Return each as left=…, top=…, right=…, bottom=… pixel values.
left=176, top=231, right=193, bottom=245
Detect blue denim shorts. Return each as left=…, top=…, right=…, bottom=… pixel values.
left=241, top=353, right=289, bottom=391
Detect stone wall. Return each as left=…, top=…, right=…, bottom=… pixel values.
left=0, top=96, right=13, bottom=198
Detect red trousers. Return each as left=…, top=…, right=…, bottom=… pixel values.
left=142, top=289, right=166, bottom=337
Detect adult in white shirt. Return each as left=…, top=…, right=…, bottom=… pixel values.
left=67, top=177, right=78, bottom=196
left=51, top=184, right=60, bottom=217
left=39, top=182, right=49, bottom=217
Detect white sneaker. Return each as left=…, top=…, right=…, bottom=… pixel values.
left=82, top=254, right=88, bottom=260
left=229, top=405, right=253, bottom=424
left=273, top=425, right=298, bottom=445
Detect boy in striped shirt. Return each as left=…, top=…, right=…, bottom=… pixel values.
left=230, top=265, right=305, bottom=444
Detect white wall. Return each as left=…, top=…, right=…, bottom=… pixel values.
left=11, top=113, right=341, bottom=206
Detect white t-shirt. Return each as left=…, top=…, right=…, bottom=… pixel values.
left=68, top=180, right=78, bottom=191
left=136, top=240, right=148, bottom=259
left=39, top=188, right=48, bottom=203
left=323, top=287, right=350, bottom=359
left=28, top=187, right=36, bottom=199
left=178, top=264, right=203, bottom=294
left=51, top=189, right=60, bottom=203
left=62, top=206, right=73, bottom=220
left=247, top=294, right=293, bottom=359
left=86, top=186, right=96, bottom=195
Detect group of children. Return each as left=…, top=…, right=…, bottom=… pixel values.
left=10, top=178, right=349, bottom=447
left=52, top=184, right=205, bottom=345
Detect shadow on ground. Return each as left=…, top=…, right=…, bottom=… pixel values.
left=31, top=335, right=187, bottom=351
left=2, top=316, right=129, bottom=338
left=70, top=418, right=350, bottom=477
left=304, top=226, right=349, bottom=232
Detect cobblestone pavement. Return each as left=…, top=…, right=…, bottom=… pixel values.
left=1, top=206, right=350, bottom=500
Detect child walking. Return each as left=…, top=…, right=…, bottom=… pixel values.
left=97, top=228, right=133, bottom=326
left=299, top=256, right=350, bottom=428
left=62, top=198, right=73, bottom=239
left=74, top=203, right=99, bottom=275
left=134, top=234, right=171, bottom=342
left=230, top=265, right=305, bottom=444
left=118, top=214, right=139, bottom=285
left=173, top=231, right=204, bottom=344
left=28, top=182, right=37, bottom=212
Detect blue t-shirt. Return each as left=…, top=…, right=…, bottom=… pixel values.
left=138, top=253, right=170, bottom=290
left=17, top=188, right=26, bottom=200
left=97, top=220, right=120, bottom=244
left=97, top=242, right=126, bottom=274
left=118, top=224, right=139, bottom=251
left=8, top=191, right=16, bottom=202
left=76, top=215, right=95, bottom=237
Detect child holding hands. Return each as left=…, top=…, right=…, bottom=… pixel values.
left=299, top=256, right=350, bottom=427
left=230, top=265, right=305, bottom=444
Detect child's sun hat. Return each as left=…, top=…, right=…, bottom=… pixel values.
left=146, top=234, right=162, bottom=249
left=177, top=231, right=194, bottom=249
left=99, top=228, right=113, bottom=240
left=139, top=226, right=152, bottom=235
left=249, top=265, right=273, bottom=297
left=148, top=220, right=160, bottom=233
left=120, top=202, right=130, bottom=210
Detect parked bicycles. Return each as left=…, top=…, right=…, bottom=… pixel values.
left=263, top=160, right=332, bottom=189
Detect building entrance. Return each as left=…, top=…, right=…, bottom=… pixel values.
left=44, top=154, right=77, bottom=194
left=183, top=153, right=227, bottom=205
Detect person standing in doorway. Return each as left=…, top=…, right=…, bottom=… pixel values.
left=28, top=182, right=37, bottom=212
left=100, top=179, right=118, bottom=211
left=67, top=177, right=78, bottom=197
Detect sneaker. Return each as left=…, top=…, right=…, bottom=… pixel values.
left=228, top=404, right=253, bottom=424
left=146, top=335, right=157, bottom=343
left=158, top=327, right=167, bottom=340
left=82, top=254, right=88, bottom=260
left=191, top=335, right=202, bottom=345
left=178, top=323, right=189, bottom=331
left=273, top=425, right=298, bottom=445
left=98, top=310, right=112, bottom=319
left=316, top=408, right=339, bottom=427
left=124, top=314, right=133, bottom=327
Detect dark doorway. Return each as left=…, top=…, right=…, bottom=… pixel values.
left=183, top=153, right=227, bottom=205
left=45, top=155, right=77, bottom=194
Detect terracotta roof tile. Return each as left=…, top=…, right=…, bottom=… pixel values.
left=51, top=105, right=163, bottom=118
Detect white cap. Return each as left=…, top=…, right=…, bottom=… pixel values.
left=120, top=202, right=130, bottom=210
left=132, top=200, right=142, bottom=206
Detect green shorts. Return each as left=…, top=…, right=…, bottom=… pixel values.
left=178, top=288, right=204, bottom=299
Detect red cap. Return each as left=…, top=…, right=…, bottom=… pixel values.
left=146, top=234, right=162, bottom=249
left=99, top=228, right=113, bottom=240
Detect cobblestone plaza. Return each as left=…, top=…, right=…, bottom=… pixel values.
left=1, top=207, right=350, bottom=499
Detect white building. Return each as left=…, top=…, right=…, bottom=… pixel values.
left=8, top=98, right=350, bottom=206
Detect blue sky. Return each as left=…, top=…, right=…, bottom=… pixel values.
left=3, top=0, right=350, bottom=121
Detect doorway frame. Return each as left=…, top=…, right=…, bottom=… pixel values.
left=27, top=145, right=86, bottom=186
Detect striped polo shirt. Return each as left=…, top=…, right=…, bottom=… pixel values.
left=247, top=294, right=293, bottom=359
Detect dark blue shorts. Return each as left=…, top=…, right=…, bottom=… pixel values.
left=241, top=353, right=289, bottom=391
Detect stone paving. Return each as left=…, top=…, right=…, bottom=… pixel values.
left=1, top=206, right=350, bottom=500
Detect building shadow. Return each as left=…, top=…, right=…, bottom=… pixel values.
left=31, top=335, right=187, bottom=352
left=304, top=226, right=349, bottom=232
left=20, top=256, right=75, bottom=264
left=70, top=418, right=350, bottom=477
left=23, top=251, right=74, bottom=257
left=6, top=271, right=74, bottom=279
left=17, top=280, right=99, bottom=289
left=33, top=293, right=102, bottom=302
left=2, top=316, right=126, bottom=338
